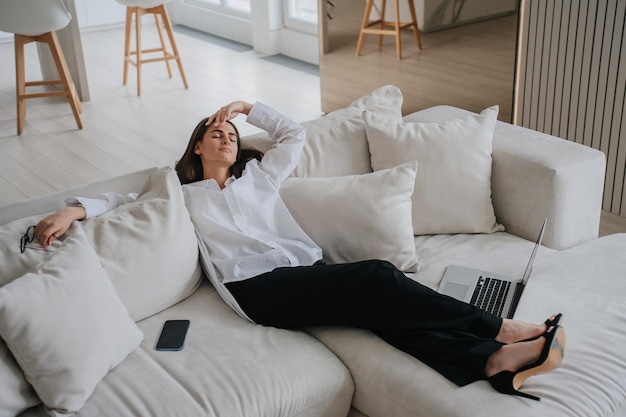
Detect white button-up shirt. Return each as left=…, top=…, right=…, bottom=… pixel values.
left=70, top=102, right=322, bottom=321
left=182, top=103, right=322, bottom=319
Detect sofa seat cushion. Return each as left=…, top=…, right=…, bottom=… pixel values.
left=19, top=281, right=354, bottom=417
left=410, top=231, right=555, bottom=290
left=309, top=234, right=626, bottom=417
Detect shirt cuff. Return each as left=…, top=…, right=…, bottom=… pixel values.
left=64, top=197, right=113, bottom=219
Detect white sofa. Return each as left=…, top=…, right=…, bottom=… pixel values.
left=1, top=86, right=625, bottom=417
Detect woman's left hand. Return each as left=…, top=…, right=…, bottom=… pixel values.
left=34, top=206, right=86, bottom=247
left=207, top=101, right=253, bottom=127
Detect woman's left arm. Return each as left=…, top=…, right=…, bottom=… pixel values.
left=245, top=102, right=306, bottom=184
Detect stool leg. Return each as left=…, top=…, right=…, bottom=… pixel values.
left=159, top=5, right=188, bottom=89
left=14, top=35, right=27, bottom=135
left=356, top=0, right=375, bottom=56
left=407, top=0, right=422, bottom=49
left=135, top=7, right=143, bottom=96
left=123, top=6, right=132, bottom=86
left=394, top=0, right=401, bottom=59
left=46, top=32, right=82, bottom=130
left=379, top=0, right=387, bottom=47
left=154, top=11, right=173, bottom=79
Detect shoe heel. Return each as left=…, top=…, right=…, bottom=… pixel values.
left=488, top=371, right=541, bottom=401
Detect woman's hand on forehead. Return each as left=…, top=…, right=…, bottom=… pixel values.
left=206, top=101, right=253, bottom=127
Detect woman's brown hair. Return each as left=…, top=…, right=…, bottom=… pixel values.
left=175, top=117, right=263, bottom=185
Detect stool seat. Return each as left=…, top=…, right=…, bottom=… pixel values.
left=0, top=0, right=82, bottom=135
left=0, top=0, right=71, bottom=36
left=356, top=0, right=422, bottom=60
left=115, top=0, right=169, bottom=7
left=117, top=0, right=188, bottom=95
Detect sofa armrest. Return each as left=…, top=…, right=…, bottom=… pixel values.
left=491, top=122, right=605, bottom=250
left=0, top=168, right=155, bottom=225
left=404, top=106, right=606, bottom=250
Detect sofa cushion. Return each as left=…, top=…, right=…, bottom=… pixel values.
left=0, top=339, right=40, bottom=417
left=16, top=281, right=354, bottom=417
left=310, top=234, right=626, bottom=417
left=243, top=85, right=404, bottom=178
left=0, top=225, right=143, bottom=417
left=0, top=214, right=66, bottom=287
left=81, top=166, right=203, bottom=321
left=364, top=106, right=503, bottom=235
left=280, top=162, right=418, bottom=272
left=0, top=213, right=59, bottom=416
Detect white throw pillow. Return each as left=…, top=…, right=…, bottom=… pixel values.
left=295, top=84, right=404, bottom=178
left=0, top=214, right=61, bottom=416
left=280, top=162, right=419, bottom=272
left=0, top=340, right=40, bottom=417
left=365, top=106, right=504, bottom=235
left=81, top=166, right=202, bottom=322
left=242, top=85, right=403, bottom=178
left=0, top=225, right=143, bottom=416
left=0, top=214, right=64, bottom=287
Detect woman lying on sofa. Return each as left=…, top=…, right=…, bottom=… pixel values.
left=34, top=100, right=565, bottom=401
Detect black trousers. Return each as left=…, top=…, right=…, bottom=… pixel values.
left=225, top=259, right=504, bottom=386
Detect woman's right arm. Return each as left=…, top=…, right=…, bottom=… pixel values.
left=245, top=102, right=306, bottom=184
left=34, top=192, right=137, bottom=247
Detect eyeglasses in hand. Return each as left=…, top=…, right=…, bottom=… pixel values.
left=20, top=225, right=36, bottom=253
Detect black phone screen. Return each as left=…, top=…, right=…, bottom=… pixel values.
left=156, top=319, right=190, bottom=351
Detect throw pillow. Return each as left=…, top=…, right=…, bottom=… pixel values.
left=280, top=161, right=419, bottom=272
left=295, top=85, right=403, bottom=178
left=0, top=225, right=143, bottom=416
left=364, top=106, right=504, bottom=235
left=0, top=214, right=60, bottom=416
left=81, top=166, right=202, bottom=322
left=0, top=213, right=64, bottom=287
left=0, top=340, right=40, bottom=417
left=242, top=85, right=404, bottom=178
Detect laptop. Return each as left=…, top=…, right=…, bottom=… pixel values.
left=439, top=218, right=547, bottom=319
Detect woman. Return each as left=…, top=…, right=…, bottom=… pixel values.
left=35, top=101, right=565, bottom=400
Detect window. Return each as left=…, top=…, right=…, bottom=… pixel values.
left=226, top=0, right=251, bottom=14
left=287, top=0, right=317, bottom=24
left=188, top=0, right=251, bottom=15
left=284, top=0, right=317, bottom=34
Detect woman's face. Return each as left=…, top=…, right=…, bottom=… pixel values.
left=194, top=122, right=239, bottom=169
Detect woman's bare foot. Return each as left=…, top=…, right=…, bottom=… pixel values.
left=484, top=337, right=544, bottom=378
left=495, top=313, right=560, bottom=344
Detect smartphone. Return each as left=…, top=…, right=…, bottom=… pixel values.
left=156, top=320, right=190, bottom=351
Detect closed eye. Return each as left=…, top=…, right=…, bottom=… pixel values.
left=209, top=129, right=237, bottom=142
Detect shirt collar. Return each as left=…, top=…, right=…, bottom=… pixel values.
left=188, top=175, right=236, bottom=190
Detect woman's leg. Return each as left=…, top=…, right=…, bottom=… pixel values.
left=226, top=260, right=503, bottom=385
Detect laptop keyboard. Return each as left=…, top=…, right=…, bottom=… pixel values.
left=470, top=276, right=511, bottom=316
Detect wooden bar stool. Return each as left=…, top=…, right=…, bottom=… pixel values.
left=356, top=0, right=422, bottom=60
left=115, top=0, right=189, bottom=96
left=0, top=0, right=83, bottom=135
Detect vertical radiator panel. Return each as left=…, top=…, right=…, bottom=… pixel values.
left=514, top=0, right=626, bottom=216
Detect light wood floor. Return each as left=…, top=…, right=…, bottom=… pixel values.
left=0, top=25, right=323, bottom=208
left=0, top=22, right=624, bottom=235
left=319, top=0, right=517, bottom=122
